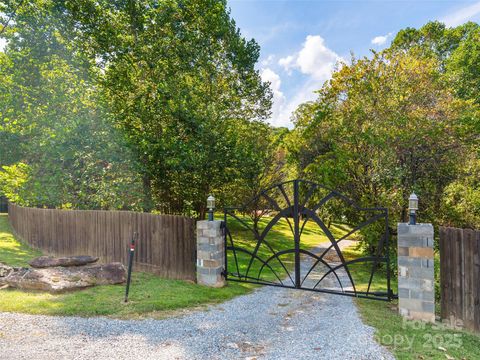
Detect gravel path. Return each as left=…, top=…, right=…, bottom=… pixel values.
left=0, top=242, right=393, bottom=360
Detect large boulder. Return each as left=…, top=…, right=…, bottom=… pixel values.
left=3, top=262, right=126, bottom=293
left=29, top=255, right=99, bottom=268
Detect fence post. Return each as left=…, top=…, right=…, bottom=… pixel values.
left=397, top=222, right=435, bottom=323
left=196, top=220, right=225, bottom=287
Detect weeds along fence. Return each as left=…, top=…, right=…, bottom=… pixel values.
left=8, top=203, right=196, bottom=281
left=439, top=226, right=480, bottom=333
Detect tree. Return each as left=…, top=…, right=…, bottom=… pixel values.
left=0, top=0, right=273, bottom=216
left=441, top=155, right=480, bottom=228
left=392, top=21, right=480, bottom=105
left=61, top=0, right=272, bottom=215
left=288, top=50, right=478, bottom=253
left=0, top=0, right=144, bottom=209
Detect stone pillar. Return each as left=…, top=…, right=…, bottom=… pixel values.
left=397, top=223, right=435, bottom=323
left=196, top=220, right=225, bottom=287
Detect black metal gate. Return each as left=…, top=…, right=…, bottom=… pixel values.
left=223, top=180, right=394, bottom=301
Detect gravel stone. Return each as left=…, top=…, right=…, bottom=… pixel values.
left=0, top=242, right=393, bottom=360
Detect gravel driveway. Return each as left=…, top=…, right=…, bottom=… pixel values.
left=0, top=243, right=393, bottom=360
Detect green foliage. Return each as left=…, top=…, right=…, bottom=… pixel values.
left=441, top=156, right=480, bottom=228
left=0, top=163, right=31, bottom=204
left=288, top=49, right=479, bottom=253
left=0, top=0, right=145, bottom=210
left=60, top=0, right=273, bottom=215
left=1, top=3, right=479, bottom=239
left=0, top=0, right=275, bottom=215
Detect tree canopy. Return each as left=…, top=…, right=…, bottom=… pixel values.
left=287, top=21, right=480, bottom=245
left=0, top=4, right=479, bottom=241
left=0, top=0, right=277, bottom=216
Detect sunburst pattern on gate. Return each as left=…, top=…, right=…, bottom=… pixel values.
left=223, top=180, right=393, bottom=301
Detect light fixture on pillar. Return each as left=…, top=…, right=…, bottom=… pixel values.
left=207, top=195, right=215, bottom=221
left=408, top=193, right=418, bottom=225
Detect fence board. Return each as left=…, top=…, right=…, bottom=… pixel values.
left=440, top=226, right=480, bottom=333
left=7, top=203, right=196, bottom=281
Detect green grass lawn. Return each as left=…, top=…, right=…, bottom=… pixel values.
left=0, top=213, right=251, bottom=318
left=347, top=244, right=480, bottom=360
left=0, top=214, right=42, bottom=267
left=0, top=212, right=346, bottom=318
left=357, top=299, right=480, bottom=360
left=224, top=213, right=349, bottom=283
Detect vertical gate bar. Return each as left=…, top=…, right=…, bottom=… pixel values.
left=385, top=210, right=391, bottom=301
left=294, top=180, right=300, bottom=288
left=224, top=210, right=228, bottom=280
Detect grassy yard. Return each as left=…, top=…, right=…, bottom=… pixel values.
left=347, top=244, right=480, bottom=360
left=0, top=212, right=346, bottom=318
left=0, top=213, right=251, bottom=318
left=223, top=213, right=350, bottom=283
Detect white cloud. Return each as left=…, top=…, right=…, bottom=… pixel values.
left=278, top=55, right=295, bottom=74
left=278, top=35, right=342, bottom=80
left=266, top=35, right=341, bottom=127
left=260, top=68, right=287, bottom=127
left=441, top=1, right=480, bottom=27
left=0, top=38, right=6, bottom=52
left=371, top=32, right=392, bottom=46
left=261, top=67, right=320, bottom=128
left=261, top=54, right=275, bottom=67
left=296, top=35, right=341, bottom=80
left=276, top=78, right=319, bottom=128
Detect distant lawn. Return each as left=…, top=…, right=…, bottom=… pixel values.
left=0, top=213, right=42, bottom=266
left=223, top=213, right=350, bottom=283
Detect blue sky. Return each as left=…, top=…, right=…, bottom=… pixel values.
left=228, top=0, right=480, bottom=128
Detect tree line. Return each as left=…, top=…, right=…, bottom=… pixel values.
left=0, top=0, right=285, bottom=218
left=0, top=2, right=479, bottom=241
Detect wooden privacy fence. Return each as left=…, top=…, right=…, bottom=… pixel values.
left=8, top=203, right=196, bottom=281
left=439, top=226, right=480, bottom=333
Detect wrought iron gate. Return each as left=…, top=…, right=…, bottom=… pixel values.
left=223, top=180, right=394, bottom=301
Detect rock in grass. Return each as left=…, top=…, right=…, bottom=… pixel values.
left=29, top=255, right=99, bottom=268
left=0, top=263, right=14, bottom=278
left=3, top=262, right=126, bottom=293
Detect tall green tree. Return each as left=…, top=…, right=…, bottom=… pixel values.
left=0, top=0, right=273, bottom=216
left=288, top=51, right=478, bottom=251
left=0, top=0, right=144, bottom=209
left=62, top=0, right=272, bottom=215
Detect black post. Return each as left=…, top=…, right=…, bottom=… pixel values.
left=124, top=232, right=137, bottom=303
left=223, top=211, right=228, bottom=280
left=385, top=211, right=392, bottom=301
left=208, top=210, right=214, bottom=221
left=409, top=211, right=416, bottom=225
left=293, top=180, right=300, bottom=288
